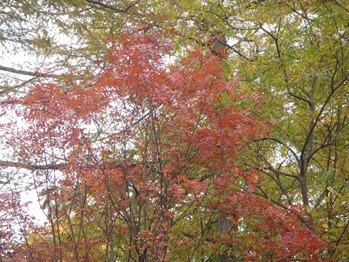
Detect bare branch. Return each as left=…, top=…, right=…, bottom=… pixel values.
left=0, top=65, right=62, bottom=78
left=0, top=160, right=137, bottom=171
left=86, top=0, right=138, bottom=13
left=0, top=160, right=65, bottom=170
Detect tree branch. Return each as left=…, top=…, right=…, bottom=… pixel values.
left=0, top=159, right=141, bottom=171
left=334, top=0, right=349, bottom=13
left=86, top=0, right=138, bottom=13
left=0, top=65, right=62, bottom=78
left=251, top=137, right=301, bottom=166
left=0, top=160, right=65, bottom=170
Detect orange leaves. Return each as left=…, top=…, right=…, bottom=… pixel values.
left=24, top=82, right=107, bottom=121
left=2, top=29, right=330, bottom=261
left=282, top=228, right=329, bottom=260
left=100, top=30, right=173, bottom=108
left=0, top=192, right=36, bottom=259
left=213, top=193, right=330, bottom=260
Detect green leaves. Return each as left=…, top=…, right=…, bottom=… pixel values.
left=2, top=0, right=349, bottom=260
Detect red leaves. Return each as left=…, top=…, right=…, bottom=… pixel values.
left=0, top=30, right=329, bottom=261
left=282, top=228, right=329, bottom=260
left=0, top=192, right=36, bottom=259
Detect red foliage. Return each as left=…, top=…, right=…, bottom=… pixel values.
left=0, top=29, right=330, bottom=261
left=0, top=192, right=36, bottom=260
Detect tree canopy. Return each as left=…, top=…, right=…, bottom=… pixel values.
left=1, top=0, right=349, bottom=261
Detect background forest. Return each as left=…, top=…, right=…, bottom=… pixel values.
left=1, top=0, right=349, bottom=261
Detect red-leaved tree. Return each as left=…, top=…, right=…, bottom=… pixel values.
left=0, top=30, right=330, bottom=261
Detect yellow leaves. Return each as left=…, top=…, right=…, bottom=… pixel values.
left=29, top=37, right=51, bottom=51
left=327, top=186, right=336, bottom=194
left=70, top=0, right=87, bottom=7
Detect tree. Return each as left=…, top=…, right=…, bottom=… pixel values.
left=152, top=0, right=349, bottom=258
left=0, top=0, right=145, bottom=96
left=0, top=29, right=329, bottom=261
left=3, top=0, right=347, bottom=259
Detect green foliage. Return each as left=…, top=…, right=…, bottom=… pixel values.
left=150, top=0, right=349, bottom=259
left=1, top=0, right=349, bottom=260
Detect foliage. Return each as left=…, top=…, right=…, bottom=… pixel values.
left=1, top=0, right=349, bottom=260
left=0, top=30, right=329, bottom=261
left=151, top=0, right=349, bottom=259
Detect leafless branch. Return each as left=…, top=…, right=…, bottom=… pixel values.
left=0, top=65, right=62, bottom=78
left=86, top=0, right=138, bottom=13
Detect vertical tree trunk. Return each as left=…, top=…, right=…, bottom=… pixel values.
left=218, top=212, right=235, bottom=262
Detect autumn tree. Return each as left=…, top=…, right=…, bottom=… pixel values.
left=0, top=29, right=331, bottom=261
left=2, top=0, right=347, bottom=260
left=151, top=0, right=349, bottom=258
left=0, top=0, right=146, bottom=97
